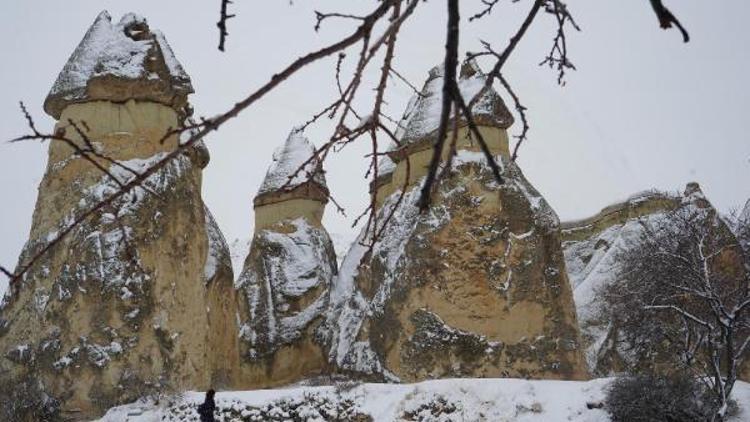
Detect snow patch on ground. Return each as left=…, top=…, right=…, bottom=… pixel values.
left=96, top=378, right=750, bottom=421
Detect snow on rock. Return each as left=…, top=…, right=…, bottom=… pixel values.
left=328, top=230, right=357, bottom=266
left=0, top=145, right=219, bottom=415
left=12, top=151, right=193, bottom=299
left=561, top=186, right=725, bottom=375
left=44, top=11, right=192, bottom=118
left=323, top=181, right=432, bottom=376
left=563, top=215, right=661, bottom=372
left=229, top=237, right=252, bottom=276
left=257, top=129, right=326, bottom=196
left=96, top=377, right=750, bottom=422
left=236, top=218, right=336, bottom=360
left=391, top=59, right=513, bottom=150
left=734, top=199, right=750, bottom=256
left=741, top=199, right=750, bottom=223
left=322, top=151, right=584, bottom=381
left=377, top=154, right=396, bottom=177
left=203, top=207, right=233, bottom=283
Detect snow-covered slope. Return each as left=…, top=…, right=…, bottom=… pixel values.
left=560, top=184, right=736, bottom=375
left=563, top=215, right=664, bottom=372
left=97, top=378, right=750, bottom=422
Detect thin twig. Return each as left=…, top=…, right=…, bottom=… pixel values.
left=649, top=0, right=689, bottom=42
left=217, top=0, right=235, bottom=51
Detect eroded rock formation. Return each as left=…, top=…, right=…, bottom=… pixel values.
left=561, top=184, right=748, bottom=377
left=0, top=12, right=237, bottom=420
left=10, top=10, right=740, bottom=419
left=235, top=129, right=337, bottom=388
left=324, top=61, right=588, bottom=382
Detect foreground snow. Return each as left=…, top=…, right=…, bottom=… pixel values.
left=97, top=378, right=750, bottom=421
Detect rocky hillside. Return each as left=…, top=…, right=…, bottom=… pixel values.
left=561, top=184, right=746, bottom=376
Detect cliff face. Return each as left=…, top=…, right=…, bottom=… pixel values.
left=234, top=130, right=337, bottom=388
left=561, top=185, right=748, bottom=377
left=561, top=191, right=681, bottom=375
left=323, top=62, right=587, bottom=382
left=0, top=13, right=236, bottom=420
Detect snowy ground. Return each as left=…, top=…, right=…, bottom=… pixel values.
left=97, top=378, right=750, bottom=421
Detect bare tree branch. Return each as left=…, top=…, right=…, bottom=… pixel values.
left=418, top=0, right=460, bottom=212
left=649, top=0, right=690, bottom=42
left=217, top=0, right=235, bottom=51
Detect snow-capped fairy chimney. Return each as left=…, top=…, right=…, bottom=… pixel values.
left=0, top=11, right=239, bottom=419
left=373, top=59, right=514, bottom=205
left=234, top=128, right=337, bottom=388
left=325, top=60, right=587, bottom=383
left=253, top=128, right=330, bottom=230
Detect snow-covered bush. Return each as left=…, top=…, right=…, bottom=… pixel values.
left=605, top=374, right=722, bottom=421
left=162, top=393, right=370, bottom=422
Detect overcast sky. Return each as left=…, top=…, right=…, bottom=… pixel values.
left=1, top=1, right=748, bottom=296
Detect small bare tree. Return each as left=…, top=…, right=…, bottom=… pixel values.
left=602, top=202, right=750, bottom=420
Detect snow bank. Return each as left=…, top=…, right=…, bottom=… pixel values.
left=96, top=377, right=750, bottom=421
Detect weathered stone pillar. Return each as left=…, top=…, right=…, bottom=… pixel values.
left=235, top=129, right=337, bottom=388
left=325, top=60, right=588, bottom=382
left=0, top=11, right=237, bottom=420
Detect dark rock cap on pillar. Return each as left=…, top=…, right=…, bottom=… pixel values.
left=44, top=11, right=194, bottom=119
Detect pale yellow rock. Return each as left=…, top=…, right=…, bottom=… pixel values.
left=0, top=100, right=237, bottom=421
left=234, top=133, right=336, bottom=389
left=375, top=125, right=510, bottom=206
left=328, top=135, right=588, bottom=381
left=254, top=198, right=326, bottom=231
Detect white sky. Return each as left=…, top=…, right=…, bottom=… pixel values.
left=1, top=1, right=749, bottom=296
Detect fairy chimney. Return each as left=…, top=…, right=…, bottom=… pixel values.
left=324, top=60, right=588, bottom=382
left=0, top=12, right=238, bottom=420
left=372, top=60, right=514, bottom=206
left=235, top=129, right=337, bottom=388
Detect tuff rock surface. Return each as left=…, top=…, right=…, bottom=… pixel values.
left=561, top=184, right=748, bottom=377
left=325, top=151, right=588, bottom=382
left=0, top=13, right=236, bottom=421
left=234, top=130, right=337, bottom=388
